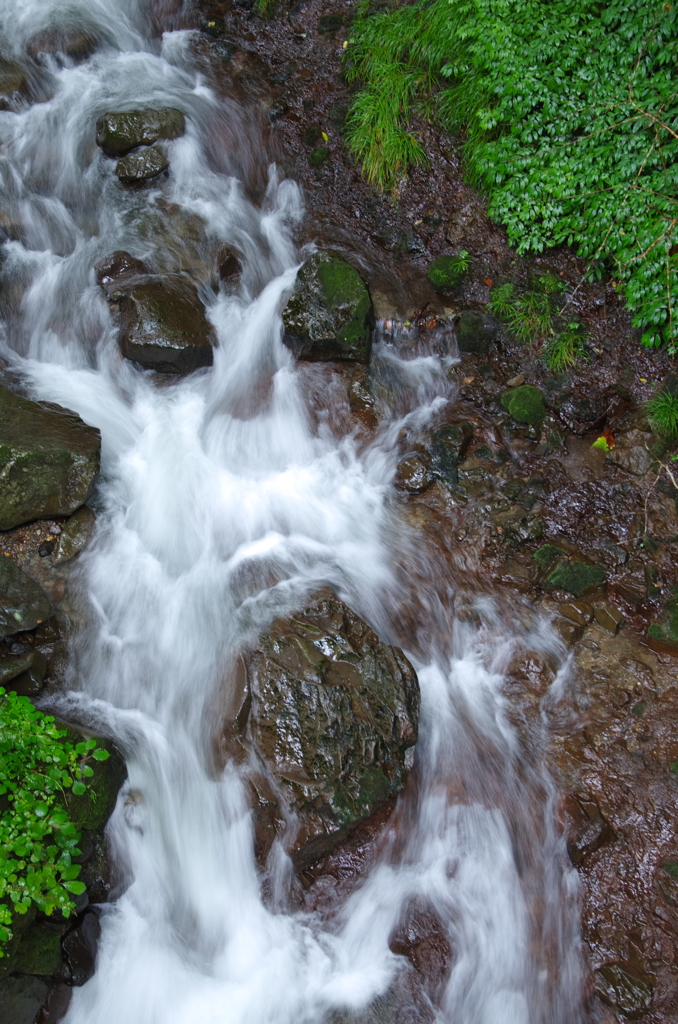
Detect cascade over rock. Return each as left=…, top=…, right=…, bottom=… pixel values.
left=226, top=589, right=419, bottom=869
left=282, top=251, right=373, bottom=363
left=0, top=384, right=100, bottom=531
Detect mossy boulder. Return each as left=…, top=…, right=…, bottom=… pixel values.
left=115, top=145, right=168, bottom=183
left=0, top=557, right=53, bottom=640
left=95, top=108, right=185, bottom=158
left=427, top=254, right=469, bottom=293
left=231, top=589, right=419, bottom=869
left=545, top=559, right=607, bottom=597
left=117, top=276, right=216, bottom=374
left=308, top=145, right=330, bottom=168
left=456, top=310, right=498, bottom=355
left=282, top=251, right=373, bottom=363
left=0, top=385, right=100, bottom=530
left=13, top=923, right=61, bottom=976
left=501, top=384, right=546, bottom=426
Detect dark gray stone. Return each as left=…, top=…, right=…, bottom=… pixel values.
left=115, top=146, right=168, bottom=183
left=0, top=384, right=101, bottom=530
left=118, top=276, right=216, bottom=374
left=0, top=974, right=49, bottom=1024
left=456, top=310, right=498, bottom=356
left=0, top=557, right=53, bottom=640
left=96, top=108, right=185, bottom=158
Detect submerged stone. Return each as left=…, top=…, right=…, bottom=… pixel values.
left=27, top=29, right=98, bottom=63
left=0, top=557, right=53, bottom=640
left=0, top=649, right=47, bottom=695
left=0, top=56, right=29, bottom=108
left=96, top=108, right=185, bottom=158
left=0, top=384, right=101, bottom=530
left=232, top=589, right=419, bottom=869
left=115, top=145, right=169, bottom=183
left=501, top=384, right=546, bottom=426
left=283, top=251, right=373, bottom=363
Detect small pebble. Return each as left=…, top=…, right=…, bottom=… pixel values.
left=38, top=540, right=54, bottom=557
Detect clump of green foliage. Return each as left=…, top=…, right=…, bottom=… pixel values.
left=647, top=388, right=678, bottom=439
left=487, top=274, right=588, bottom=370
left=427, top=251, right=471, bottom=292
left=345, top=0, right=678, bottom=351
left=0, top=688, right=109, bottom=955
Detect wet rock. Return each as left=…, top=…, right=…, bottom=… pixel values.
left=0, top=974, right=49, bottom=1024
left=317, top=14, right=344, bottom=33
left=61, top=913, right=100, bottom=987
left=500, top=384, right=546, bottom=426
left=234, top=589, right=419, bottom=869
left=0, top=649, right=47, bottom=695
left=427, top=423, right=473, bottom=488
left=0, top=57, right=28, bottom=108
left=282, top=252, right=373, bottom=364
left=545, top=559, right=607, bottom=598
left=648, top=592, right=678, bottom=648
left=554, top=617, right=583, bottom=645
left=395, top=456, right=432, bottom=494
left=559, top=601, right=593, bottom=626
left=426, top=254, right=468, bottom=293
left=455, top=310, right=498, bottom=356
left=605, top=429, right=653, bottom=477
left=27, top=29, right=98, bottom=63
left=53, top=507, right=95, bottom=564
left=115, top=145, right=169, bottom=183
left=118, top=276, right=216, bottom=374
left=94, top=251, right=148, bottom=298
left=13, top=923, right=61, bottom=976
left=217, top=248, right=241, bottom=283
left=0, top=384, right=101, bottom=530
left=95, top=108, right=185, bottom=158
left=596, top=963, right=653, bottom=1019
left=0, top=557, right=53, bottom=640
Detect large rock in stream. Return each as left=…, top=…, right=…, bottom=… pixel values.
left=95, top=252, right=216, bottom=374
left=95, top=108, right=185, bottom=158
left=0, top=384, right=100, bottom=530
left=282, top=252, right=374, bottom=363
left=227, top=590, right=419, bottom=869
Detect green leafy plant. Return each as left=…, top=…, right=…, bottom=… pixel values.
left=544, top=324, right=589, bottom=372
left=0, top=688, right=109, bottom=955
left=647, top=389, right=678, bottom=439
left=345, top=0, right=678, bottom=351
left=427, top=250, right=471, bottom=291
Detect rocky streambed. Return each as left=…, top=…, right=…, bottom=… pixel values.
left=0, top=2, right=677, bottom=1023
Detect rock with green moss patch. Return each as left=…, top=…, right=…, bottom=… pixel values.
left=648, top=591, right=678, bottom=648
left=545, top=559, right=607, bottom=597
left=96, top=108, right=185, bottom=158
left=283, top=251, right=373, bottom=363
left=533, top=543, right=566, bottom=569
left=456, top=310, right=498, bottom=355
left=427, top=254, right=469, bottom=293
left=0, top=557, right=53, bottom=640
left=501, top=384, right=546, bottom=426
left=232, top=589, right=419, bottom=869
left=0, top=384, right=101, bottom=530
left=13, top=923, right=61, bottom=976
left=308, top=145, right=330, bottom=168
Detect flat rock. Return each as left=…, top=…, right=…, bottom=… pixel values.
left=283, top=251, right=373, bottom=363
left=605, top=429, right=653, bottom=477
left=115, top=145, right=168, bottom=183
left=0, top=556, right=53, bottom=640
left=117, top=276, right=216, bottom=374
left=96, top=108, right=185, bottom=158
left=231, top=589, right=419, bottom=868
left=0, top=384, right=101, bottom=530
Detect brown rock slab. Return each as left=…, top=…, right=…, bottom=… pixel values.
left=594, top=603, right=624, bottom=636
left=559, top=601, right=593, bottom=626
left=395, top=456, right=432, bottom=494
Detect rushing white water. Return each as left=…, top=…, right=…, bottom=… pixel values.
left=0, top=3, right=586, bottom=1022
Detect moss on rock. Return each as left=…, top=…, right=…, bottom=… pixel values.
left=501, top=384, right=546, bottom=425
left=283, top=251, right=373, bottom=363
left=545, top=560, right=607, bottom=597
left=427, top=255, right=469, bottom=293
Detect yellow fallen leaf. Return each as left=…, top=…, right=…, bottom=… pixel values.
left=322, top=131, right=328, bottom=142
left=640, top=377, right=647, bottom=383
left=342, top=40, right=348, bottom=48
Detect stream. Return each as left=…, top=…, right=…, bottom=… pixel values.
left=0, top=1, right=586, bottom=1021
